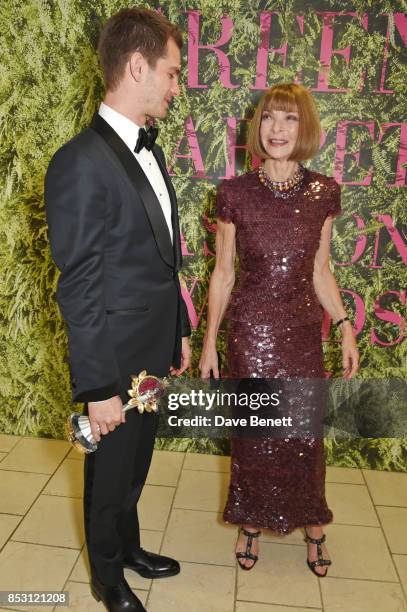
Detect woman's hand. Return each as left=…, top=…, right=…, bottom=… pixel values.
left=341, top=323, right=359, bottom=379
left=199, top=343, right=219, bottom=379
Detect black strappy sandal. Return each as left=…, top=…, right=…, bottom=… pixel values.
left=304, top=531, right=332, bottom=577
left=236, top=527, right=261, bottom=570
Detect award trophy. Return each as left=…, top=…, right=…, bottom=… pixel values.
left=66, top=371, right=166, bottom=454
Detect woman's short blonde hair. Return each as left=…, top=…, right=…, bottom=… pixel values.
left=248, top=83, right=321, bottom=162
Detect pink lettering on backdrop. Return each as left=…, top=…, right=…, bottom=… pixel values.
left=319, top=129, right=328, bottom=150
left=314, top=12, right=368, bottom=93
left=369, top=214, right=407, bottom=268
left=187, top=10, right=238, bottom=89
left=377, top=123, right=407, bottom=187
left=322, top=289, right=406, bottom=345
left=203, top=241, right=216, bottom=257
left=333, top=213, right=407, bottom=268
left=335, top=215, right=367, bottom=266
left=340, top=289, right=366, bottom=336
left=374, top=13, right=407, bottom=94
left=335, top=121, right=407, bottom=186
left=371, top=290, right=406, bottom=346
left=168, top=116, right=211, bottom=179
left=334, top=120, right=375, bottom=185
left=251, top=12, right=288, bottom=90
left=321, top=309, right=335, bottom=341
left=220, top=117, right=246, bottom=180
left=180, top=232, right=194, bottom=256
left=202, top=213, right=217, bottom=257
left=321, top=290, right=364, bottom=341
left=181, top=278, right=209, bottom=329
left=219, top=117, right=260, bottom=179
left=218, top=118, right=261, bottom=179
left=294, top=15, right=305, bottom=84
left=202, top=214, right=217, bottom=234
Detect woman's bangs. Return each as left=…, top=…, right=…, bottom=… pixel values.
left=265, top=89, right=298, bottom=113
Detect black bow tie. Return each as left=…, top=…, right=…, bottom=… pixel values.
left=134, top=126, right=158, bottom=153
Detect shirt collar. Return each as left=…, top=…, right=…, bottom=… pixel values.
left=98, top=102, right=144, bottom=153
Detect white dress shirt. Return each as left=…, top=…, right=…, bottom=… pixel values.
left=98, top=102, right=173, bottom=243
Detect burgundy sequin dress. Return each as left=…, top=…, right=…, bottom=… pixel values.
left=217, top=168, right=341, bottom=534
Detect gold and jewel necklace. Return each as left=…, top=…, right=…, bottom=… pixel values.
left=258, top=164, right=305, bottom=199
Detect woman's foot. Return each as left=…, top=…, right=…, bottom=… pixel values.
left=235, top=526, right=261, bottom=570
left=304, top=525, right=331, bottom=577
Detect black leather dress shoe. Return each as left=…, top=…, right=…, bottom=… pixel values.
left=123, top=548, right=180, bottom=579
left=91, top=576, right=146, bottom=611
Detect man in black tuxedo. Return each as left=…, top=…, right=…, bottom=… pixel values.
left=45, top=8, right=191, bottom=612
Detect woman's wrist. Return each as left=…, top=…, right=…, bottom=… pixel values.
left=335, top=315, right=350, bottom=327
left=332, top=313, right=353, bottom=335
left=203, top=331, right=218, bottom=347
left=339, top=320, right=353, bottom=337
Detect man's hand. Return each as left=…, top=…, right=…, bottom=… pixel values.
left=170, top=337, right=191, bottom=376
left=88, top=395, right=124, bottom=442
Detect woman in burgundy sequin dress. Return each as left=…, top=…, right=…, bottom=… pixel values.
left=200, top=83, right=359, bottom=577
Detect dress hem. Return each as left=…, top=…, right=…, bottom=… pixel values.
left=223, top=510, right=334, bottom=536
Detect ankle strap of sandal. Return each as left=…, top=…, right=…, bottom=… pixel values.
left=304, top=533, right=326, bottom=545
left=241, top=528, right=261, bottom=538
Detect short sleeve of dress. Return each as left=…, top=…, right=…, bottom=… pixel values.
left=325, top=178, right=342, bottom=220
left=216, top=181, right=234, bottom=223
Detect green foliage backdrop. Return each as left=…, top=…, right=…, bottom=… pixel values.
left=0, top=0, right=406, bottom=469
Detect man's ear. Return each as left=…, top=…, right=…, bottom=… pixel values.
left=128, top=51, right=146, bottom=83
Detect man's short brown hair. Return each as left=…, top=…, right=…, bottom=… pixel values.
left=248, top=83, right=321, bottom=162
left=98, top=7, right=183, bottom=91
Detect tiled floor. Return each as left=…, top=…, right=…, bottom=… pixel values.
left=0, top=433, right=406, bottom=611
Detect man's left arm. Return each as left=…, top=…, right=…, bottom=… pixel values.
left=155, top=145, right=192, bottom=373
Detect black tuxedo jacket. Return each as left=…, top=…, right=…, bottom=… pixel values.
left=45, top=114, right=190, bottom=403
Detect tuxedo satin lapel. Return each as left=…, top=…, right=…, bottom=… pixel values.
left=90, top=114, right=174, bottom=268
left=152, top=148, right=182, bottom=271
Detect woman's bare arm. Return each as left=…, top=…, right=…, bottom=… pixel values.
left=199, top=219, right=236, bottom=378
left=313, top=217, right=359, bottom=378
